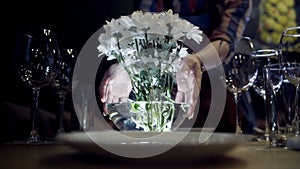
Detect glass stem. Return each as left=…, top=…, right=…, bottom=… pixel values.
left=58, top=93, right=66, bottom=134
left=294, top=87, right=299, bottom=136
left=234, top=92, right=242, bottom=134
left=270, top=89, right=280, bottom=135
left=29, top=87, right=40, bottom=143
left=263, top=95, right=270, bottom=140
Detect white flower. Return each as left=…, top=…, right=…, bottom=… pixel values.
left=119, top=15, right=135, bottom=29
left=97, top=33, right=119, bottom=58
left=159, top=9, right=180, bottom=32
left=131, top=11, right=153, bottom=32
left=172, top=47, right=189, bottom=58
left=105, top=19, right=123, bottom=36
left=96, top=10, right=203, bottom=132
left=171, top=20, right=203, bottom=44
left=120, top=48, right=136, bottom=58
left=148, top=20, right=168, bottom=35
left=97, top=9, right=203, bottom=61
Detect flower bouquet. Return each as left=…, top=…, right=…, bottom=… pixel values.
left=98, top=10, right=203, bottom=132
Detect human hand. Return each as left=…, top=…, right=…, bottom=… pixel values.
left=175, top=55, right=203, bottom=119
left=99, top=63, right=132, bottom=116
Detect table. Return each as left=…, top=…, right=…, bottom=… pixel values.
left=0, top=140, right=299, bottom=169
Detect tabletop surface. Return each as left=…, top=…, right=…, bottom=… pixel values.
left=0, top=139, right=299, bottom=169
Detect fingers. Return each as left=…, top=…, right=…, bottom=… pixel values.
left=99, top=70, right=109, bottom=115
left=181, top=54, right=202, bottom=90
left=188, top=71, right=202, bottom=119
left=98, top=63, right=132, bottom=116
left=178, top=55, right=203, bottom=119
left=100, top=77, right=109, bottom=103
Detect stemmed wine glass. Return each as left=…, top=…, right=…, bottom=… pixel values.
left=52, top=48, right=78, bottom=134
left=252, top=49, right=279, bottom=139
left=223, top=36, right=257, bottom=134
left=278, top=26, right=300, bottom=136
left=278, top=26, right=300, bottom=63
left=14, top=28, right=60, bottom=143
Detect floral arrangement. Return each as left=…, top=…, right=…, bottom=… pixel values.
left=97, top=10, right=203, bottom=131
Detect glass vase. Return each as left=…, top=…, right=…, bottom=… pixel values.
left=107, top=55, right=192, bottom=132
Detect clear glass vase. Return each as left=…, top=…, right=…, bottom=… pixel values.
left=107, top=55, right=193, bottom=132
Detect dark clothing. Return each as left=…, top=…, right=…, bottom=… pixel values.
left=138, top=0, right=252, bottom=46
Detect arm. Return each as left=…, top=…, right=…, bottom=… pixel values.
left=190, top=0, right=252, bottom=71
left=210, top=0, right=252, bottom=56
left=179, top=0, right=252, bottom=118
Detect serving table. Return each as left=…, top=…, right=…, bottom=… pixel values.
left=0, top=140, right=299, bottom=169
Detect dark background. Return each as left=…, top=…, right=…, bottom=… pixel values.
left=0, top=0, right=137, bottom=141
left=1, top=0, right=135, bottom=104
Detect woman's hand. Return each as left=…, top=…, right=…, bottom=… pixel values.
left=175, top=55, right=203, bottom=119
left=99, top=63, right=132, bottom=116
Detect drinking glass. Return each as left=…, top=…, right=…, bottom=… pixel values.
left=264, top=63, right=300, bottom=147
left=223, top=36, right=257, bottom=134
left=73, top=83, right=95, bottom=131
left=252, top=49, right=279, bottom=140
left=52, top=48, right=78, bottom=134
left=284, top=63, right=300, bottom=136
left=278, top=26, right=300, bottom=63
left=264, top=63, right=283, bottom=147
left=14, top=28, right=60, bottom=143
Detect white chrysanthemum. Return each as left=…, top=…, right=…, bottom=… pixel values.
left=106, top=51, right=117, bottom=60
left=178, top=47, right=189, bottom=58
left=105, top=19, right=124, bottom=36
left=171, top=20, right=203, bottom=44
left=131, top=11, right=156, bottom=33
left=119, top=15, right=135, bottom=29
left=171, top=48, right=189, bottom=58
left=147, top=13, right=168, bottom=35
left=120, top=48, right=136, bottom=58
left=97, top=33, right=118, bottom=57
left=97, top=9, right=203, bottom=61
left=117, top=16, right=138, bottom=39
left=158, top=9, right=180, bottom=30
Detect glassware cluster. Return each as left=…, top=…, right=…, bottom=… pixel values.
left=262, top=26, right=300, bottom=147
left=224, top=26, right=300, bottom=144
left=14, top=28, right=78, bottom=143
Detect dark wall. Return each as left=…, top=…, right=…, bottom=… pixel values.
left=1, top=0, right=135, bottom=104
left=0, top=1, right=135, bottom=140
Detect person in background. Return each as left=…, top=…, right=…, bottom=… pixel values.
left=99, top=0, right=257, bottom=133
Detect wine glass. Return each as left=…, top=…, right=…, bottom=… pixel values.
left=223, top=36, right=257, bottom=134
left=252, top=49, right=279, bottom=140
left=278, top=26, right=300, bottom=136
left=278, top=26, right=300, bottom=63
left=283, top=63, right=300, bottom=136
left=14, top=28, right=60, bottom=143
left=52, top=48, right=78, bottom=134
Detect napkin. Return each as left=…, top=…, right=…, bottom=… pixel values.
left=286, top=136, right=300, bottom=150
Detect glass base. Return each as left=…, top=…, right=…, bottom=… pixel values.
left=28, top=130, right=41, bottom=143
left=268, top=132, right=296, bottom=148
left=235, top=125, right=243, bottom=134
left=107, top=101, right=189, bottom=132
